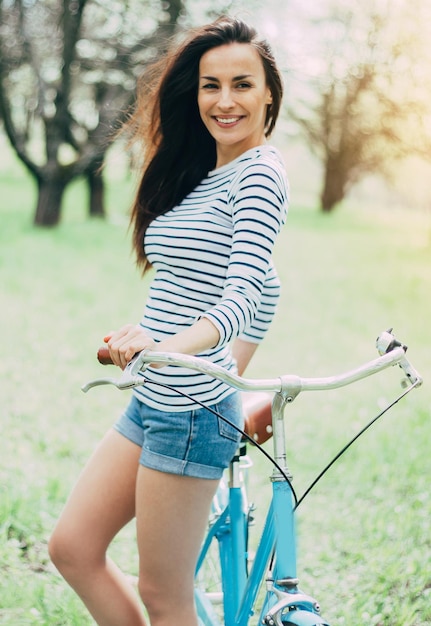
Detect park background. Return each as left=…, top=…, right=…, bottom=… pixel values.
left=1, top=0, right=430, bottom=624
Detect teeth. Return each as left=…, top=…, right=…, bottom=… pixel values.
left=216, top=117, right=240, bottom=124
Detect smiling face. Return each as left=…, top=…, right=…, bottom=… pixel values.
left=198, top=43, right=273, bottom=168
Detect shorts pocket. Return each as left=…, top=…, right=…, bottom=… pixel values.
left=217, top=415, right=241, bottom=442
left=214, top=394, right=244, bottom=443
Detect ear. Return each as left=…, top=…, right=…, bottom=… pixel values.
left=265, top=89, right=273, bottom=105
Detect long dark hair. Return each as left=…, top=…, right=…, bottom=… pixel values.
left=125, top=16, right=284, bottom=271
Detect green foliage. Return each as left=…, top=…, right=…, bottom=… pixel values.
left=1, top=165, right=430, bottom=624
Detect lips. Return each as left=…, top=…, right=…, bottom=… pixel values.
left=214, top=116, right=243, bottom=125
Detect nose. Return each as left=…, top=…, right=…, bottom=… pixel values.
left=218, top=86, right=235, bottom=109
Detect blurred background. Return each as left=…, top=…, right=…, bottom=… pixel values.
left=1, top=1, right=430, bottom=625
left=1, top=0, right=431, bottom=220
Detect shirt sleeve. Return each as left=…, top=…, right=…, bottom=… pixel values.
left=202, top=158, right=288, bottom=348
left=238, top=264, right=281, bottom=343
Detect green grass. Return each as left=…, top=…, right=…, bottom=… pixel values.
left=1, top=158, right=430, bottom=625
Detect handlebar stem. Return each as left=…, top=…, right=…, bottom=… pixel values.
left=270, top=377, right=302, bottom=480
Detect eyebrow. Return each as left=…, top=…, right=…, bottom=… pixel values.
left=200, top=74, right=254, bottom=82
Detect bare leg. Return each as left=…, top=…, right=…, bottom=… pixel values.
left=49, top=429, right=147, bottom=626
left=136, top=467, right=219, bottom=626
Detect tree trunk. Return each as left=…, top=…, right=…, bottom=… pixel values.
left=87, top=160, right=105, bottom=218
left=34, top=175, right=67, bottom=226
left=320, top=160, right=347, bottom=212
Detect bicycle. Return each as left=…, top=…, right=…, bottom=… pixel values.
left=83, top=329, right=422, bottom=626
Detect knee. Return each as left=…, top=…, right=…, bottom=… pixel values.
left=138, top=577, right=175, bottom=620
left=48, top=523, right=95, bottom=577
left=138, top=575, right=194, bottom=621
left=137, top=578, right=162, bottom=617
left=48, top=525, right=76, bottom=573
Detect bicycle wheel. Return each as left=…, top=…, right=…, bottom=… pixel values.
left=195, top=535, right=224, bottom=612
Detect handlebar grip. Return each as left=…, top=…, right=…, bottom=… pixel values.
left=97, top=347, right=114, bottom=365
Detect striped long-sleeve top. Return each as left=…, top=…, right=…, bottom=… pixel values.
left=134, top=144, right=289, bottom=411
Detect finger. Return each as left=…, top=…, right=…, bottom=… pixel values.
left=105, top=325, right=135, bottom=366
left=106, top=324, right=134, bottom=344
left=109, top=337, right=131, bottom=369
left=105, top=334, right=130, bottom=369
left=122, top=337, right=154, bottom=365
left=105, top=326, right=154, bottom=370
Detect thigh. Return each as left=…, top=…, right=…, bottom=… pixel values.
left=136, top=467, right=219, bottom=592
left=52, top=428, right=141, bottom=556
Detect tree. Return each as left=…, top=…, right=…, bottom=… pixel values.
left=0, top=0, right=184, bottom=225
left=286, top=0, right=431, bottom=211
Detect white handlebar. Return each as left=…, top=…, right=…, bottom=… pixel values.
left=81, top=331, right=423, bottom=394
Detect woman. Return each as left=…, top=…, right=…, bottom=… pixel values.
left=49, top=15, right=289, bottom=626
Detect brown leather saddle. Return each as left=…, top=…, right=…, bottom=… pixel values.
left=243, top=392, right=273, bottom=444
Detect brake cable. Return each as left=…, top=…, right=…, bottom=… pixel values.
left=294, top=379, right=421, bottom=509
left=144, top=375, right=420, bottom=512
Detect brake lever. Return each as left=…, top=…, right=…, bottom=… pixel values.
left=81, top=351, right=148, bottom=393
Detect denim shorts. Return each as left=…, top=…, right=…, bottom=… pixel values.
left=113, top=392, right=244, bottom=479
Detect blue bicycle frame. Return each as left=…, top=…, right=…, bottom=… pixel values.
left=195, top=389, right=329, bottom=626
